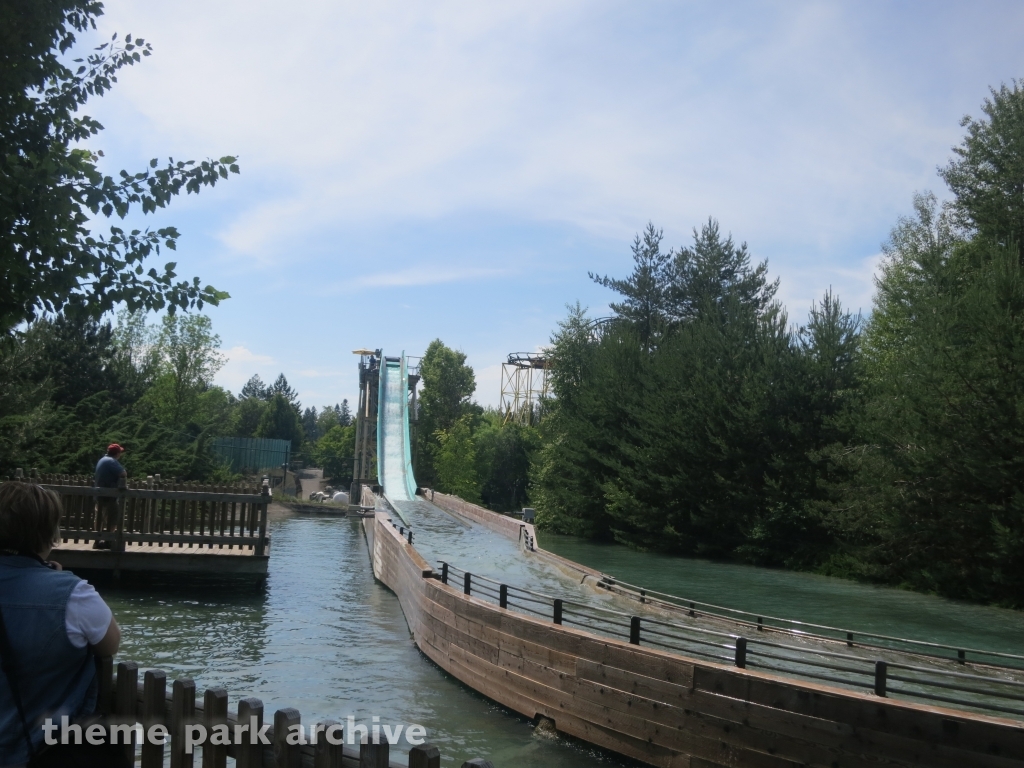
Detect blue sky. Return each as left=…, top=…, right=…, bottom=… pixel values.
left=80, top=1, right=1023, bottom=409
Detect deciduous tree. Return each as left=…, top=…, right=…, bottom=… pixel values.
left=0, top=0, right=236, bottom=336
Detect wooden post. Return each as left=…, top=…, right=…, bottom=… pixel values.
left=141, top=669, right=167, bottom=768
left=95, top=656, right=114, bottom=715
left=441, top=563, right=448, bottom=584
left=115, top=476, right=128, bottom=553
left=499, top=584, right=507, bottom=609
left=115, top=661, right=138, bottom=763
left=553, top=599, right=563, bottom=625
left=274, top=708, right=302, bottom=768
left=735, top=637, right=747, bottom=669
left=314, top=719, right=343, bottom=768
left=236, top=697, right=264, bottom=768
left=464, top=572, right=471, bottom=596
left=409, top=744, right=440, bottom=768
left=257, top=480, right=270, bottom=557
left=874, top=661, right=888, bottom=697
left=171, top=678, right=196, bottom=768
left=203, top=687, right=228, bottom=768
left=359, top=738, right=389, bottom=768
left=629, top=616, right=641, bottom=645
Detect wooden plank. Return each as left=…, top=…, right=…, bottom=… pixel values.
left=577, top=658, right=695, bottom=706
left=171, top=678, right=196, bottom=768
left=408, top=744, right=440, bottom=768
left=695, top=666, right=1024, bottom=757
left=203, top=687, right=228, bottom=768
left=236, top=698, right=264, bottom=768
left=96, top=656, right=114, bottom=715
left=49, top=549, right=269, bottom=575
left=141, top=669, right=167, bottom=768
left=274, top=708, right=302, bottom=768
left=115, top=662, right=139, bottom=763
left=314, top=719, right=344, bottom=768
left=451, top=643, right=801, bottom=768
left=584, top=663, right=1021, bottom=768
left=41, top=485, right=264, bottom=504
left=444, top=642, right=679, bottom=767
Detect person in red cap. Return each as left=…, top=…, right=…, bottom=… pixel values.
left=92, top=445, right=126, bottom=550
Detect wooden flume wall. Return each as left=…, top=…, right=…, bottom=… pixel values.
left=364, top=503, right=1024, bottom=768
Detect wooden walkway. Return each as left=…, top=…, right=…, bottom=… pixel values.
left=4, top=474, right=271, bottom=579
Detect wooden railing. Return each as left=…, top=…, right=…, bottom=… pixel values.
left=89, top=657, right=495, bottom=768
left=3, top=472, right=270, bottom=556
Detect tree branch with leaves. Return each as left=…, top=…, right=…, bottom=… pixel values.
left=1, top=0, right=238, bottom=335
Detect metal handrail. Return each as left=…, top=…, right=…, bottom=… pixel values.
left=435, top=559, right=1024, bottom=721
left=597, top=576, right=1024, bottom=668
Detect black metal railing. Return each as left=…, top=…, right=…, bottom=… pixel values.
left=594, top=575, right=1024, bottom=673
left=437, top=561, right=1024, bottom=720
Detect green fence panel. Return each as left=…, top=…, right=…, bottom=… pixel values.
left=211, top=437, right=291, bottom=474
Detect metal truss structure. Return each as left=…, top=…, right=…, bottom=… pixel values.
left=500, top=352, right=550, bottom=426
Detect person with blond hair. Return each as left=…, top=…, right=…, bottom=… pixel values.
left=0, top=483, right=125, bottom=767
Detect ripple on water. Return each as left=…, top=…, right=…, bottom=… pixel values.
left=91, top=514, right=634, bottom=768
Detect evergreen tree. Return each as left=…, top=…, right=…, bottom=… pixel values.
left=302, top=406, right=320, bottom=442
left=270, top=373, right=299, bottom=407
left=589, top=223, right=672, bottom=346
left=239, top=374, right=269, bottom=400
left=256, top=394, right=303, bottom=449
left=939, top=80, right=1024, bottom=256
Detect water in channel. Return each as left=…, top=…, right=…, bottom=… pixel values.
left=90, top=505, right=1024, bottom=767
left=94, top=509, right=627, bottom=768
left=540, top=533, right=1024, bottom=658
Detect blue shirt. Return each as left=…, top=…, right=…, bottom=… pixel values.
left=94, top=456, right=124, bottom=488
left=0, top=557, right=97, bottom=765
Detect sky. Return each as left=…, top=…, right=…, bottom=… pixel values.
left=80, top=0, right=1024, bottom=410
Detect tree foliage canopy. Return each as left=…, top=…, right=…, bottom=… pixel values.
left=530, top=81, right=1024, bottom=606
left=1, top=0, right=236, bottom=336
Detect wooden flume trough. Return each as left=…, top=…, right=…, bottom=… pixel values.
left=368, top=487, right=1024, bottom=768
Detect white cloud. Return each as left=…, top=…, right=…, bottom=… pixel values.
left=349, top=266, right=509, bottom=289
left=89, top=0, right=1020, bottom=267
left=216, top=345, right=276, bottom=395
left=81, top=0, right=1024, bottom=396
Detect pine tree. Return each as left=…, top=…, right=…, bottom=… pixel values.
left=240, top=374, right=269, bottom=400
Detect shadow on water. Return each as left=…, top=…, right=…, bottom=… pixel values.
left=80, top=513, right=635, bottom=767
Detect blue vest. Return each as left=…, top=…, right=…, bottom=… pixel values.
left=0, top=557, right=97, bottom=766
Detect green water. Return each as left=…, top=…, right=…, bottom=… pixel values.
left=83, top=509, right=1024, bottom=768
left=541, top=532, right=1024, bottom=657
left=91, top=512, right=629, bottom=768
